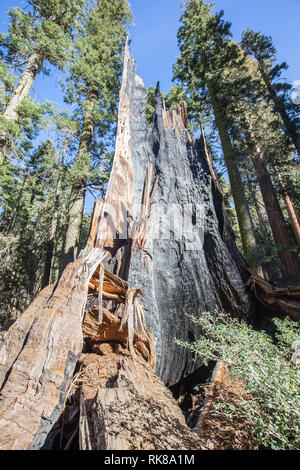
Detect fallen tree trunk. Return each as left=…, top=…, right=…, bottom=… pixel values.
left=246, top=270, right=300, bottom=321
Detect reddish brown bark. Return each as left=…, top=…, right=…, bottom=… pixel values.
left=283, top=193, right=300, bottom=248
left=252, top=151, right=299, bottom=278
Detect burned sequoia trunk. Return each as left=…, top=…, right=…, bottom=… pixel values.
left=94, top=42, right=254, bottom=386
left=0, top=43, right=254, bottom=450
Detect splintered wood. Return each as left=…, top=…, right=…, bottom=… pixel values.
left=82, top=306, right=155, bottom=370
left=246, top=269, right=300, bottom=321
left=78, top=356, right=205, bottom=450
left=0, top=249, right=108, bottom=450
left=88, top=264, right=129, bottom=303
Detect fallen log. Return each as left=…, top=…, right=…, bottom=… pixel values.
left=246, top=270, right=300, bottom=321
left=193, top=361, right=227, bottom=434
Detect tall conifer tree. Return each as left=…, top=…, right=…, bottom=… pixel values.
left=173, top=0, right=258, bottom=267
left=61, top=0, right=132, bottom=269
left=242, top=30, right=300, bottom=157
left=0, top=0, right=84, bottom=159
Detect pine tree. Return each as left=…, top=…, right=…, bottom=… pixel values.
left=60, top=0, right=132, bottom=270
left=0, top=0, right=84, bottom=159
left=173, top=0, right=258, bottom=268
left=0, top=139, right=62, bottom=319
left=225, top=52, right=300, bottom=277
left=242, top=30, right=300, bottom=157
left=41, top=115, right=78, bottom=287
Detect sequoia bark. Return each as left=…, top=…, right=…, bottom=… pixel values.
left=94, top=41, right=254, bottom=386
left=0, top=42, right=255, bottom=450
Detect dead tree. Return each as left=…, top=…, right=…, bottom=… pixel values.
left=0, top=41, right=262, bottom=450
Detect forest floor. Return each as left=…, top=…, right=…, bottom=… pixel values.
left=195, top=369, right=256, bottom=450
left=171, top=361, right=256, bottom=450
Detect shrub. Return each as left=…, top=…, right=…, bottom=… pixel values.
left=175, top=312, right=300, bottom=450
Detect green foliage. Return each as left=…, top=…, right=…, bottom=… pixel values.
left=145, top=85, right=165, bottom=124
left=176, top=311, right=300, bottom=449
left=0, top=1, right=85, bottom=71
left=79, top=211, right=92, bottom=250
left=0, top=61, right=14, bottom=110
left=0, top=1, right=133, bottom=316
left=146, top=86, right=156, bottom=125
left=174, top=0, right=244, bottom=97
left=241, top=30, right=300, bottom=153
left=0, top=136, right=71, bottom=319
left=173, top=0, right=300, bottom=274
left=146, top=84, right=191, bottom=128
left=65, top=0, right=132, bottom=113
left=63, top=0, right=133, bottom=186
left=218, top=175, right=243, bottom=252
left=173, top=0, right=261, bottom=268
left=164, top=85, right=186, bottom=110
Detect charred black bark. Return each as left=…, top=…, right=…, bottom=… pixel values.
left=103, top=46, right=254, bottom=387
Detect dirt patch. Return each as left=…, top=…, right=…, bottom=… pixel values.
left=198, top=368, right=257, bottom=450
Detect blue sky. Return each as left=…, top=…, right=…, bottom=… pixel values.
left=1, top=0, right=299, bottom=101
left=128, top=0, right=300, bottom=93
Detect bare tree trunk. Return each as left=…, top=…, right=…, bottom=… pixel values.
left=250, top=140, right=299, bottom=278
left=253, top=150, right=299, bottom=277
left=243, top=114, right=299, bottom=277
left=0, top=53, right=40, bottom=160
left=258, top=64, right=300, bottom=157
left=61, top=89, right=98, bottom=271
left=206, top=80, right=258, bottom=268
left=42, top=145, right=67, bottom=287
left=3, top=54, right=40, bottom=122
left=247, top=178, right=278, bottom=280
left=283, top=193, right=300, bottom=248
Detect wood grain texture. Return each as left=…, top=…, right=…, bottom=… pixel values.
left=0, top=249, right=107, bottom=450
left=79, top=356, right=205, bottom=450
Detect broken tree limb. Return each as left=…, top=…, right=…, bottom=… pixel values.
left=246, top=270, right=300, bottom=321
left=193, top=361, right=226, bottom=433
